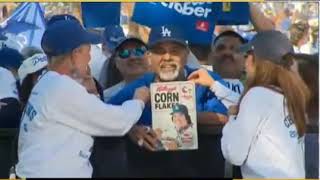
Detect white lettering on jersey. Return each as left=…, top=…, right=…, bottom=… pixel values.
left=21, top=101, right=38, bottom=132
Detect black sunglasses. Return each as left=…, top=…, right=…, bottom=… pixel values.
left=117, top=47, right=147, bottom=59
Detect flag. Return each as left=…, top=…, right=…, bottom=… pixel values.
left=81, top=3, right=121, bottom=28
left=0, top=3, right=45, bottom=51
left=131, top=2, right=216, bottom=45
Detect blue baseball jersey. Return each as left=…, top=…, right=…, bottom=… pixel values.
left=108, top=66, right=228, bottom=126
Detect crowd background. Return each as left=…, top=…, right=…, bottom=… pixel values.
left=0, top=2, right=318, bottom=69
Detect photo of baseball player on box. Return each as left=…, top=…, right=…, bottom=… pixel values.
left=151, top=81, right=198, bottom=151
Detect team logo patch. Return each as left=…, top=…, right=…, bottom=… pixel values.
left=196, top=20, right=209, bottom=32
left=161, top=26, right=172, bottom=37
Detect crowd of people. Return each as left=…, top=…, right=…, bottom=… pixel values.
left=0, top=2, right=318, bottom=179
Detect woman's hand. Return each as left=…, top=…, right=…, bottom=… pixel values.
left=228, top=105, right=239, bottom=116
left=187, top=69, right=215, bottom=87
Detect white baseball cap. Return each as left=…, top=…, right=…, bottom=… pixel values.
left=18, top=53, right=48, bottom=84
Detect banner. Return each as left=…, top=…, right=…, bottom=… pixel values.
left=81, top=3, right=121, bottom=28
left=0, top=3, right=45, bottom=51
left=132, top=2, right=216, bottom=45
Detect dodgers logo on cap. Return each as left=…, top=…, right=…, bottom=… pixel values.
left=161, top=26, right=172, bottom=37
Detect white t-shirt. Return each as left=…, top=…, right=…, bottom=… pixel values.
left=221, top=87, right=305, bottom=178
left=16, top=71, right=144, bottom=178
left=0, top=67, right=18, bottom=100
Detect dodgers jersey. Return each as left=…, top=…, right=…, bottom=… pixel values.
left=16, top=71, right=144, bottom=178
left=108, top=66, right=229, bottom=126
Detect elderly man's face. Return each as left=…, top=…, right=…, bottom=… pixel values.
left=149, top=41, right=188, bottom=82
left=210, top=36, right=245, bottom=79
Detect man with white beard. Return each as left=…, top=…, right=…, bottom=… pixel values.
left=107, top=25, right=230, bottom=177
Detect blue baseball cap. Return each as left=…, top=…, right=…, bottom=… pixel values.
left=114, top=36, right=147, bottom=52
left=148, top=25, right=188, bottom=48
left=41, top=20, right=101, bottom=57
left=46, top=14, right=81, bottom=27
left=238, top=30, right=294, bottom=65
left=0, top=47, right=24, bottom=70
left=103, top=25, right=126, bottom=51
left=171, top=103, right=189, bottom=115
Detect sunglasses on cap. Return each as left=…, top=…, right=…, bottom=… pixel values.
left=117, top=47, right=147, bottom=59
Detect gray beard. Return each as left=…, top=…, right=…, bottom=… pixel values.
left=157, top=70, right=186, bottom=82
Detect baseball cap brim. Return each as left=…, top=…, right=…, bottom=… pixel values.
left=170, top=111, right=180, bottom=115
left=82, top=31, right=101, bottom=45
left=149, top=38, right=187, bottom=49
left=115, top=37, right=147, bottom=51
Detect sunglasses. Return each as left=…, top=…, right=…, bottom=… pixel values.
left=117, top=47, right=147, bottom=59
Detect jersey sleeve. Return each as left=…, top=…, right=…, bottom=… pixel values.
left=210, top=81, right=241, bottom=109
left=47, top=78, right=144, bottom=137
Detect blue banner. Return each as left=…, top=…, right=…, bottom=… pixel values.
left=132, top=2, right=250, bottom=45
left=213, top=2, right=250, bottom=25
left=81, top=3, right=121, bottom=28
left=132, top=2, right=216, bottom=45
left=0, top=3, right=45, bottom=51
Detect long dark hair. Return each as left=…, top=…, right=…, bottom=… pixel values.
left=19, top=68, right=46, bottom=109
left=105, top=54, right=123, bottom=89
left=240, top=55, right=310, bottom=137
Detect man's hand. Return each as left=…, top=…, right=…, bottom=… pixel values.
left=128, top=125, right=158, bottom=151
left=133, top=86, right=150, bottom=104
left=82, top=75, right=99, bottom=95
left=71, top=65, right=99, bottom=96
left=188, top=69, right=215, bottom=87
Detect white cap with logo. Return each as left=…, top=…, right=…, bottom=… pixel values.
left=18, top=53, right=48, bottom=84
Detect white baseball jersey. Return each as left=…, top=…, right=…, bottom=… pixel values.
left=221, top=87, right=305, bottom=178
left=16, top=71, right=144, bottom=178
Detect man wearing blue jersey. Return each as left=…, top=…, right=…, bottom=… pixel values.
left=108, top=25, right=229, bottom=177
